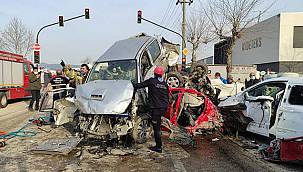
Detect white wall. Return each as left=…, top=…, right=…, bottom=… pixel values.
left=279, top=12, right=303, bottom=62
left=232, top=15, right=280, bottom=65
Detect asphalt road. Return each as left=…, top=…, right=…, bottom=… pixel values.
left=0, top=99, right=33, bottom=131
left=0, top=101, right=302, bottom=172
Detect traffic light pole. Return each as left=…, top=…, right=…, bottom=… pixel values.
left=140, top=17, right=185, bottom=43
left=139, top=17, right=187, bottom=71
left=36, top=14, right=85, bottom=44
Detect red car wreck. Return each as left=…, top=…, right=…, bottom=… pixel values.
left=163, top=87, right=223, bottom=135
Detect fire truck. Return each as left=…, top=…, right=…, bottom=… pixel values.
left=0, top=50, right=33, bottom=108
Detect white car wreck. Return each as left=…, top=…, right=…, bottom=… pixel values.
left=219, top=77, right=303, bottom=139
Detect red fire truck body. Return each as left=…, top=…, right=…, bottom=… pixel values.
left=0, top=50, right=33, bottom=108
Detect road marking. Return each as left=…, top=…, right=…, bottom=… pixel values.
left=172, top=158, right=187, bottom=172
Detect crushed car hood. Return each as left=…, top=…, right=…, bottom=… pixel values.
left=75, top=80, right=134, bottom=114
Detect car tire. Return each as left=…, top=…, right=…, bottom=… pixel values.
left=132, top=114, right=152, bottom=144
left=0, top=92, right=8, bottom=108
left=166, top=72, right=184, bottom=88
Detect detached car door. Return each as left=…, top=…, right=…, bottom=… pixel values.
left=244, top=82, right=286, bottom=137
left=276, top=84, right=303, bottom=139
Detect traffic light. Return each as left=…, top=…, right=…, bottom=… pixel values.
left=137, top=10, right=142, bottom=24
left=34, top=50, right=40, bottom=64
left=59, top=16, right=64, bottom=26
left=85, top=8, right=90, bottom=19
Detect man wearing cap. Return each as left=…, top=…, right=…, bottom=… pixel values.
left=28, top=66, right=41, bottom=111
left=133, top=66, right=169, bottom=153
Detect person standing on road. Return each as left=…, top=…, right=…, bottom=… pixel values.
left=28, top=66, right=42, bottom=111
left=80, top=64, right=90, bottom=84
left=133, top=66, right=169, bottom=153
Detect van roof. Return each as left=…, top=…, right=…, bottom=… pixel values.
left=96, top=35, right=155, bottom=62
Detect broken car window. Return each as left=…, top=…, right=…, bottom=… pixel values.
left=147, top=40, right=161, bottom=62
left=141, top=51, right=152, bottom=78
left=247, top=83, right=286, bottom=97
left=289, top=85, right=303, bottom=105
left=88, top=60, right=137, bottom=82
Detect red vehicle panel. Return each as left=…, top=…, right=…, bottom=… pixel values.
left=164, top=87, right=223, bottom=135
left=0, top=51, right=33, bottom=107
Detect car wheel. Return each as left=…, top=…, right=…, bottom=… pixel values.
left=132, top=114, right=152, bottom=143
left=0, top=92, right=8, bottom=108
left=166, top=72, right=184, bottom=88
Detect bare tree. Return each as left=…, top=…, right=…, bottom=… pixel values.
left=1, top=17, right=34, bottom=57
left=281, top=49, right=303, bottom=73
left=187, top=12, right=214, bottom=68
left=204, top=0, right=274, bottom=76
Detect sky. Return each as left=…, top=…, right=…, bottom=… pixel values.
left=0, top=0, right=302, bottom=64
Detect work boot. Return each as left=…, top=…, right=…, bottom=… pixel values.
left=35, top=107, right=39, bottom=111
left=149, top=146, right=162, bottom=153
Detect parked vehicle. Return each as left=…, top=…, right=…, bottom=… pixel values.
left=219, top=77, right=303, bottom=139
left=0, top=50, right=33, bottom=108
left=75, top=34, right=181, bottom=144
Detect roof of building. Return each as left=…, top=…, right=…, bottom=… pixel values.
left=96, top=35, right=155, bottom=62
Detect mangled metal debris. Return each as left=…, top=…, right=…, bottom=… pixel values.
left=164, top=87, right=223, bottom=137
left=260, top=136, right=303, bottom=162
left=31, top=137, right=82, bottom=155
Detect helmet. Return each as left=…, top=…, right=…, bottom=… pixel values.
left=154, top=66, right=164, bottom=76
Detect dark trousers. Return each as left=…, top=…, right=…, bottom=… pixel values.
left=151, top=108, right=167, bottom=148
left=29, top=90, right=40, bottom=109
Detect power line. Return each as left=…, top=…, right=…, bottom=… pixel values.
left=160, top=4, right=179, bottom=36
left=160, top=0, right=174, bottom=26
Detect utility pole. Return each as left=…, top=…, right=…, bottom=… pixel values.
left=176, top=0, right=193, bottom=71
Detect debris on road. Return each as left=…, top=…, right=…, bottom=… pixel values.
left=162, top=117, right=194, bottom=146
left=31, top=137, right=82, bottom=155
left=0, top=141, right=6, bottom=148
left=260, top=137, right=303, bottom=162
left=212, top=138, right=219, bottom=142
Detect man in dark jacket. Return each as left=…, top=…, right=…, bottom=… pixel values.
left=245, top=72, right=260, bottom=88
left=133, top=66, right=169, bottom=153
left=48, top=69, right=69, bottom=101
left=28, top=66, right=42, bottom=111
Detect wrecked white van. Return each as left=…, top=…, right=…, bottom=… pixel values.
left=219, top=77, right=303, bottom=139
left=74, top=34, right=179, bottom=144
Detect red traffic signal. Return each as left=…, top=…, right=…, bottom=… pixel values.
left=34, top=50, right=40, bottom=64
left=137, top=10, right=142, bottom=24
left=85, top=8, right=90, bottom=19
left=59, top=16, right=64, bottom=26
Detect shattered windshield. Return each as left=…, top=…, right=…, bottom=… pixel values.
left=88, top=60, right=137, bottom=82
